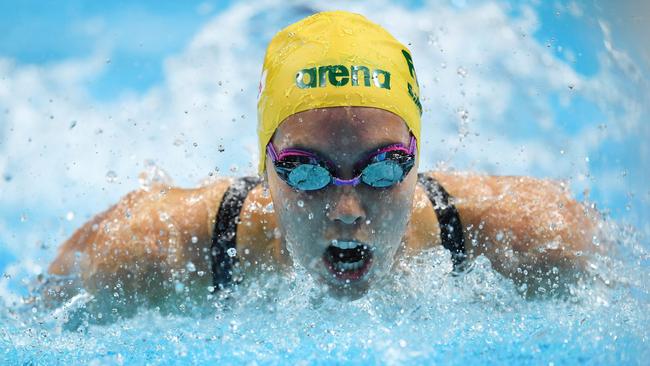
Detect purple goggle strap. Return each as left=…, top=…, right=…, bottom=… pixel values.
left=266, top=135, right=417, bottom=187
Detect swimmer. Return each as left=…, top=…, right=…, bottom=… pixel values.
left=46, top=11, right=598, bottom=307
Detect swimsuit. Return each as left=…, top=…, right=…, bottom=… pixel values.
left=211, top=173, right=466, bottom=289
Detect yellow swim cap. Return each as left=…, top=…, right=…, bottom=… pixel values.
left=257, top=10, right=422, bottom=173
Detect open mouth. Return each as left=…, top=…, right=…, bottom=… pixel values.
left=322, top=240, right=374, bottom=282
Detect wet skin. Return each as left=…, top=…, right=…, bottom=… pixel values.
left=46, top=106, right=600, bottom=310
left=265, top=107, right=418, bottom=299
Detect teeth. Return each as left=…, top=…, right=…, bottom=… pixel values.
left=330, top=240, right=361, bottom=250
left=333, top=259, right=364, bottom=271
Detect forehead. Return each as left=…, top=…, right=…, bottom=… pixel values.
left=272, top=107, right=411, bottom=155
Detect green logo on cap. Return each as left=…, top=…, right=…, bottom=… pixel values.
left=296, top=65, right=391, bottom=89
left=401, top=50, right=422, bottom=115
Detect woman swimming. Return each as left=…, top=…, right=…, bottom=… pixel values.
left=46, top=11, right=598, bottom=306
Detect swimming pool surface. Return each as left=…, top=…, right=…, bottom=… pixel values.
left=1, top=0, right=648, bottom=364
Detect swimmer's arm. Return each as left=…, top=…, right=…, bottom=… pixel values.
left=45, top=179, right=232, bottom=308
left=430, top=172, right=601, bottom=288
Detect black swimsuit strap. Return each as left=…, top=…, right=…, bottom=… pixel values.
left=417, top=173, right=467, bottom=269
left=211, top=176, right=261, bottom=289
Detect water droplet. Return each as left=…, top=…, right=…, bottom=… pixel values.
left=226, top=248, right=237, bottom=257
left=592, top=235, right=600, bottom=246
left=191, top=236, right=198, bottom=244
left=261, top=188, right=270, bottom=198
left=106, top=170, right=118, bottom=183
left=297, top=200, right=304, bottom=208
left=263, top=202, right=274, bottom=213
left=174, top=138, right=183, bottom=146
left=193, top=142, right=198, bottom=147
left=69, top=120, right=77, bottom=129
left=105, top=58, right=111, bottom=64
left=456, top=67, right=468, bottom=78
left=65, top=211, right=75, bottom=221
left=138, top=160, right=173, bottom=191
left=218, top=145, right=225, bottom=152
left=175, top=282, right=185, bottom=293
left=546, top=241, right=560, bottom=250
left=495, top=231, right=504, bottom=241
left=457, top=109, right=469, bottom=121
left=186, top=261, right=196, bottom=272
left=308, top=212, right=314, bottom=220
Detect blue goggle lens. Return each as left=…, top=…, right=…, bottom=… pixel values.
left=361, top=160, right=405, bottom=188
left=287, top=164, right=331, bottom=191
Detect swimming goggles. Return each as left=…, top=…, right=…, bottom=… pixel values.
left=266, top=135, right=416, bottom=191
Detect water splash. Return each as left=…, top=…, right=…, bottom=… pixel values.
left=1, top=218, right=647, bottom=364
left=137, top=159, right=174, bottom=191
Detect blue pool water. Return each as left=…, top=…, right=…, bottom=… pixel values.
left=1, top=0, right=649, bottom=364
left=2, top=238, right=649, bottom=365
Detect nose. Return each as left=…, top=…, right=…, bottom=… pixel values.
left=326, top=186, right=366, bottom=225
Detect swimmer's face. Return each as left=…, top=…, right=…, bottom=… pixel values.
left=266, top=106, right=418, bottom=299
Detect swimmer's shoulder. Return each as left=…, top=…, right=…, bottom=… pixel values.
left=205, top=177, right=286, bottom=271
left=236, top=183, right=287, bottom=269
left=412, top=171, right=599, bottom=272
left=409, top=170, right=565, bottom=245
left=404, top=171, right=475, bottom=256
left=403, top=175, right=441, bottom=254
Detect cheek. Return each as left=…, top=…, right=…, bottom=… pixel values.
left=270, top=183, right=325, bottom=234
left=368, top=187, right=413, bottom=217
left=365, top=183, right=416, bottom=232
